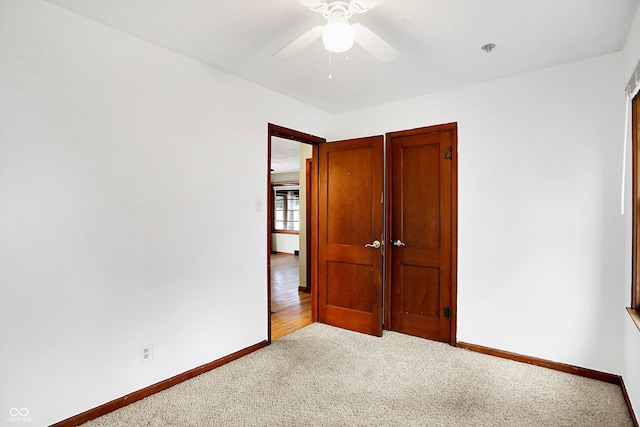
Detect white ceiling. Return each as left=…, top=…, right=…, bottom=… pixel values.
left=271, top=137, right=302, bottom=173
left=46, top=0, right=639, bottom=114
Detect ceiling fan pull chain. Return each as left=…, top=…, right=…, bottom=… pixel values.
left=328, top=52, right=333, bottom=79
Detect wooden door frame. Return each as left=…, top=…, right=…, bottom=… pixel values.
left=383, top=123, right=459, bottom=345
left=267, top=124, right=324, bottom=343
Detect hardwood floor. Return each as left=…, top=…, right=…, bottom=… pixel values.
left=271, top=253, right=312, bottom=340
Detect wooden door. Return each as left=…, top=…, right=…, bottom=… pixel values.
left=318, top=136, right=384, bottom=336
left=387, top=124, right=457, bottom=343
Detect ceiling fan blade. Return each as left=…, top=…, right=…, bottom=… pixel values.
left=353, top=23, right=398, bottom=62
left=272, top=25, right=324, bottom=60
left=351, top=0, right=386, bottom=13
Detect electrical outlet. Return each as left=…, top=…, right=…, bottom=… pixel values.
left=140, top=343, right=153, bottom=364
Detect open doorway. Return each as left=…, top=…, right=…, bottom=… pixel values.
left=267, top=124, right=324, bottom=342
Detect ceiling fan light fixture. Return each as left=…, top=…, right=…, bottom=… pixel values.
left=322, top=13, right=354, bottom=53
left=273, top=0, right=397, bottom=62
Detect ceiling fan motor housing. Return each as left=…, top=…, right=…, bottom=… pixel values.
left=321, top=1, right=353, bottom=18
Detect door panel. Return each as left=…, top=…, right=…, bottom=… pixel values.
left=402, top=143, right=441, bottom=249
left=388, top=125, right=456, bottom=343
left=400, top=265, right=440, bottom=318
left=327, top=262, right=373, bottom=313
left=326, top=147, right=373, bottom=245
left=318, top=136, right=383, bottom=336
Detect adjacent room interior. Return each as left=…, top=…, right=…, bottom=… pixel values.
left=269, top=136, right=313, bottom=340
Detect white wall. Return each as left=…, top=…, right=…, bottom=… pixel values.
left=271, top=234, right=299, bottom=254
left=0, top=1, right=330, bottom=425
left=271, top=172, right=300, bottom=183
left=330, top=53, right=628, bottom=377
left=622, top=3, right=640, bottom=418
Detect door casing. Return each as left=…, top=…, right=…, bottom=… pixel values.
left=267, top=124, right=324, bottom=343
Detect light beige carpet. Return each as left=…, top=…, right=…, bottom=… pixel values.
left=83, top=323, right=633, bottom=426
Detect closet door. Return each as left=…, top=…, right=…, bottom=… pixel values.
left=387, top=124, right=457, bottom=343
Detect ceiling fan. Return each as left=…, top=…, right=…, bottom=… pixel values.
left=273, top=0, right=398, bottom=63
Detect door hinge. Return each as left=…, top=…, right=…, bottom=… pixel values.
left=444, top=306, right=452, bottom=319
left=444, top=146, right=452, bottom=160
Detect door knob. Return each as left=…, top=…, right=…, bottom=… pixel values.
left=364, top=240, right=381, bottom=249
left=391, top=239, right=406, bottom=247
